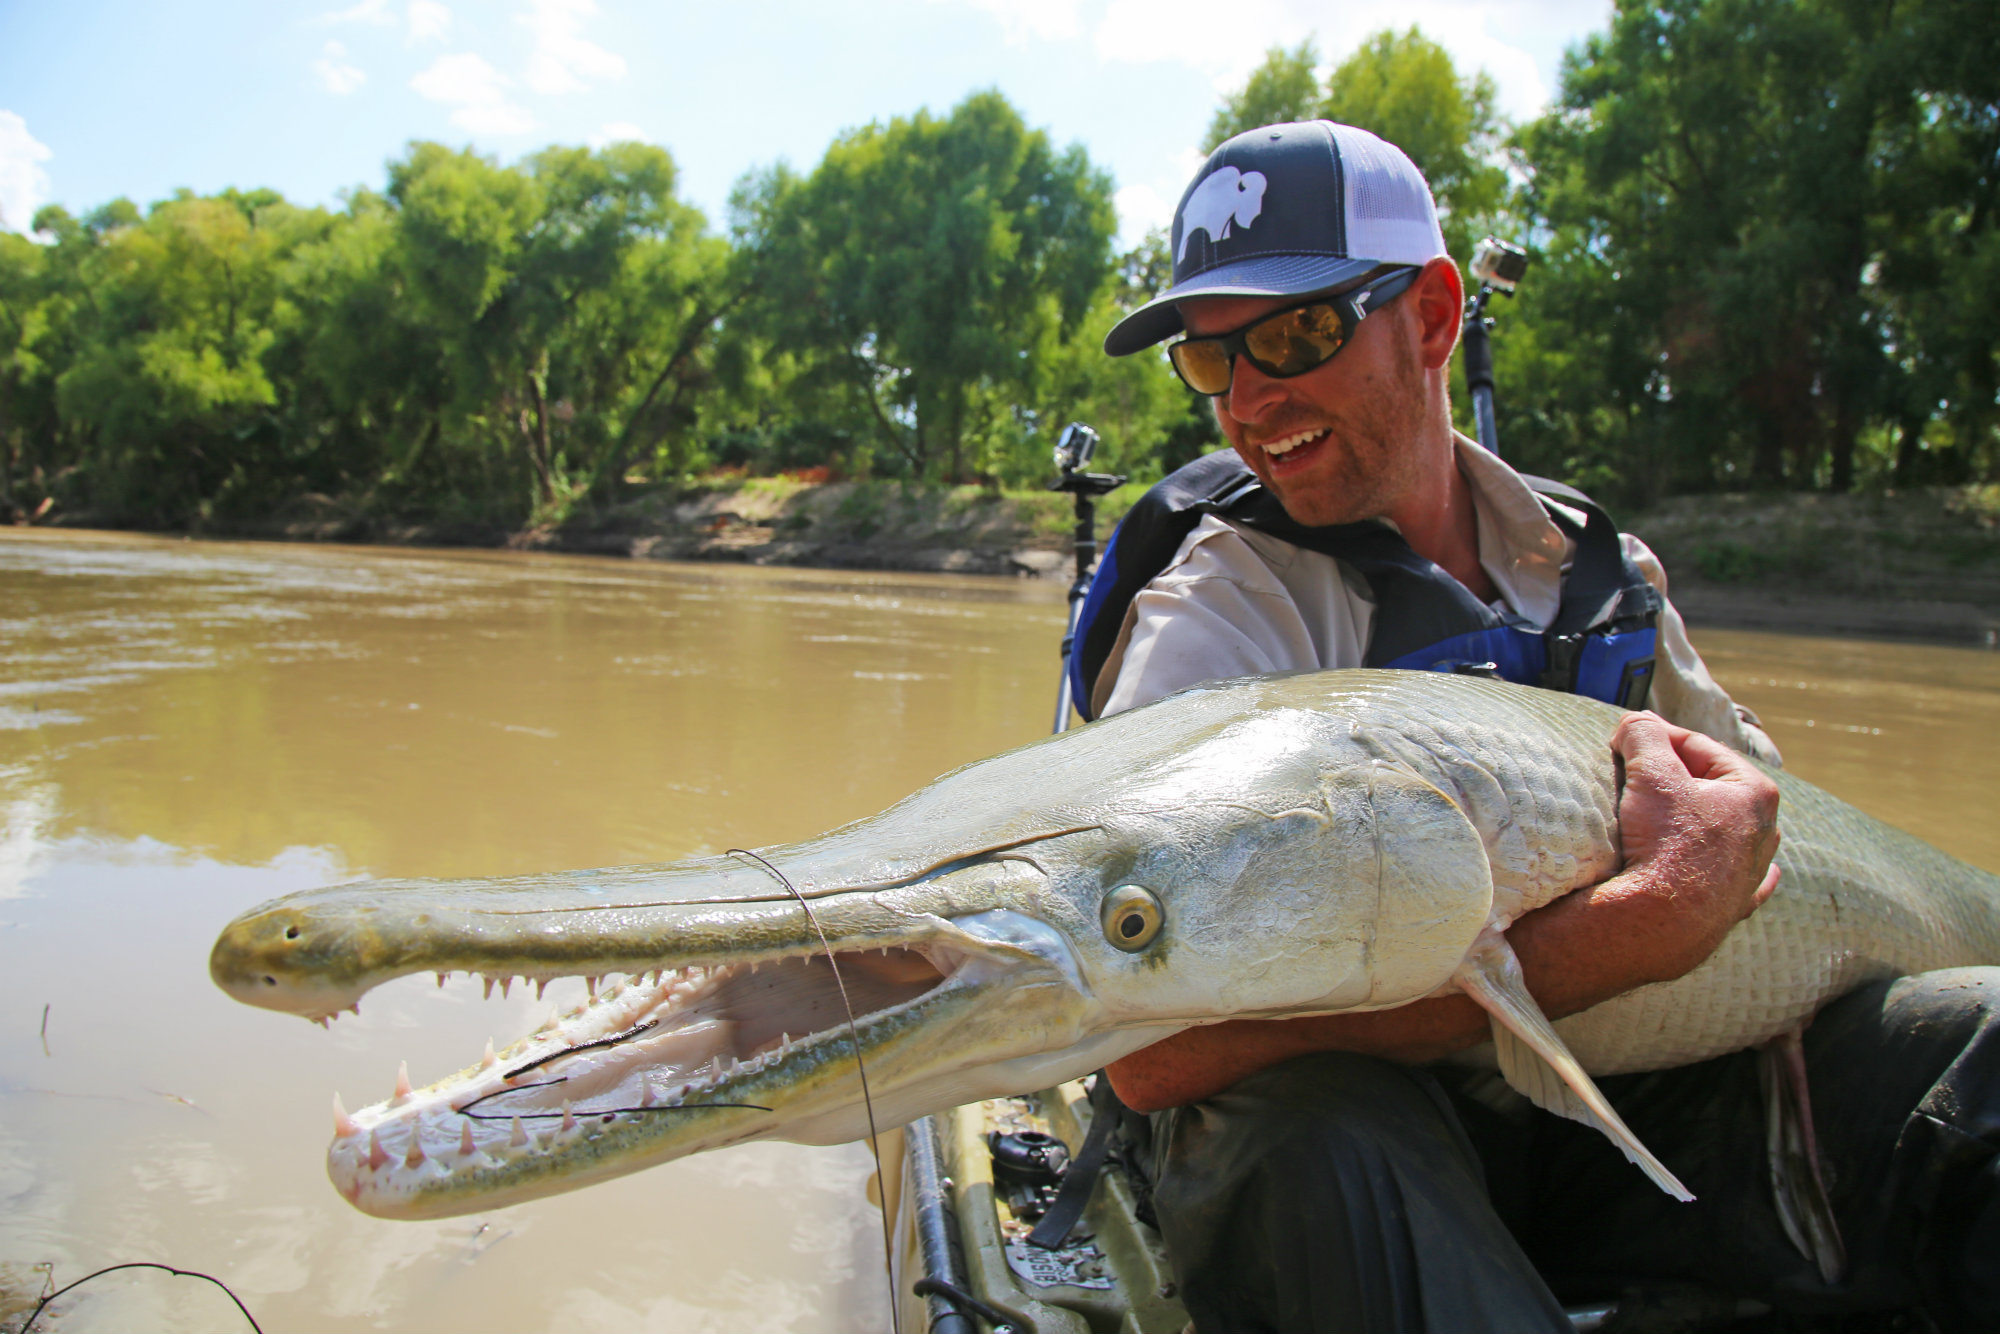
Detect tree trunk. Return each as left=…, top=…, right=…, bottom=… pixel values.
left=521, top=354, right=556, bottom=511
left=1827, top=380, right=1857, bottom=493
left=1892, top=411, right=1926, bottom=487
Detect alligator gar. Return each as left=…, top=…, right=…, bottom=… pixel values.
left=210, top=670, right=2000, bottom=1220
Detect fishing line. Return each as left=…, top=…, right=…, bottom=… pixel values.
left=500, top=1018, right=661, bottom=1080
left=19, top=1262, right=261, bottom=1334
left=728, top=846, right=901, bottom=1334
left=455, top=1077, right=771, bottom=1120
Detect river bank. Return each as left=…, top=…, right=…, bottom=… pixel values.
left=32, top=474, right=2000, bottom=647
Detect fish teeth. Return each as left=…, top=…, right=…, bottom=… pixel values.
left=333, top=1092, right=359, bottom=1138
left=391, top=1061, right=413, bottom=1104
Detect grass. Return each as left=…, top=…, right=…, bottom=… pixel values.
left=1627, top=485, right=2000, bottom=605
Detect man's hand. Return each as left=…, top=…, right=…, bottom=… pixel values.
left=1104, top=713, right=1784, bottom=1113
left=1601, top=710, right=1782, bottom=984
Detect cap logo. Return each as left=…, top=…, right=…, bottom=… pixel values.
left=1177, top=167, right=1268, bottom=263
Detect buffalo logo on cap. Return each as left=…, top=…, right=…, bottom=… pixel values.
left=1177, top=167, right=1268, bottom=263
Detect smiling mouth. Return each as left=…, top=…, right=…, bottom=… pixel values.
left=1253, top=428, right=1334, bottom=469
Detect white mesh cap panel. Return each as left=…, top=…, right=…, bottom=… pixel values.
left=1328, top=123, right=1447, bottom=266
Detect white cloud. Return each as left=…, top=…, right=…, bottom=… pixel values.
left=520, top=0, right=626, bottom=95
left=1094, top=0, right=1608, bottom=123
left=407, top=0, right=452, bottom=42
left=0, top=111, right=53, bottom=235
left=410, top=53, right=537, bottom=134
left=315, top=0, right=396, bottom=27
left=589, top=121, right=648, bottom=148
left=313, top=40, right=368, bottom=95
left=1115, top=146, right=1207, bottom=249
left=944, top=0, right=1082, bottom=44
left=1113, top=182, right=1172, bottom=247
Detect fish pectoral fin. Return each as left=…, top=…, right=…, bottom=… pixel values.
left=1454, top=930, right=1694, bottom=1203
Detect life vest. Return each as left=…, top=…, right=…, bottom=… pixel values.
left=1068, top=449, right=1661, bottom=722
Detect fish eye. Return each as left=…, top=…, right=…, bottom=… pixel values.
left=1101, top=886, right=1163, bottom=953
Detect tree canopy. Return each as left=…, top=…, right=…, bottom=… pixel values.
left=2, top=9, right=1996, bottom=535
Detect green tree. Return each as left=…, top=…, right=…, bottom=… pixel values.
left=386, top=141, right=733, bottom=519
left=1206, top=41, right=1323, bottom=150
left=50, top=189, right=329, bottom=524
left=736, top=91, right=1116, bottom=482
left=1207, top=29, right=1507, bottom=257
left=1503, top=0, right=2000, bottom=498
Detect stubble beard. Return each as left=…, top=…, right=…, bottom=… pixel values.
left=1226, top=324, right=1429, bottom=530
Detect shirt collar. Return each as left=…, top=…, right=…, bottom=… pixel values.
left=1453, top=432, right=1571, bottom=628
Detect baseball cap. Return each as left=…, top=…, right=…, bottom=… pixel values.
left=1104, top=121, right=1449, bottom=357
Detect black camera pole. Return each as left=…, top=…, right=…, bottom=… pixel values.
left=1462, top=288, right=1502, bottom=456
left=1047, top=422, right=1125, bottom=734
left=1461, top=237, right=1529, bottom=457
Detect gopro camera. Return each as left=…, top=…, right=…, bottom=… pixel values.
left=1053, top=422, right=1099, bottom=474
left=1469, top=237, right=1529, bottom=293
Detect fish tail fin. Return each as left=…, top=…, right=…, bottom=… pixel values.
left=1456, top=932, right=1694, bottom=1203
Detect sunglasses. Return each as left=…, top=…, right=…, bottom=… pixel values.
left=1167, top=267, right=1421, bottom=396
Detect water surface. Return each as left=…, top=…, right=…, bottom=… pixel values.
left=1, top=529, right=1995, bottom=1331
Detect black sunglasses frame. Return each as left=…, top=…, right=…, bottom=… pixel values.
left=1167, top=266, right=1423, bottom=396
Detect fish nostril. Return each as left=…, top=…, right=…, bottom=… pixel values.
left=285, top=926, right=301, bottom=940
left=263, top=975, right=277, bottom=986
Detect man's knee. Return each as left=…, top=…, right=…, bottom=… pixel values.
left=1811, top=966, right=2000, bottom=1136
left=1149, top=1053, right=1568, bottom=1334
left=1156, top=1051, right=1477, bottom=1196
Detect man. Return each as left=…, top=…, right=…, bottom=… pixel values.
left=1080, top=121, right=1999, bottom=1332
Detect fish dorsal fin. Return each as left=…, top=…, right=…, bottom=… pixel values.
left=1455, top=931, right=1694, bottom=1202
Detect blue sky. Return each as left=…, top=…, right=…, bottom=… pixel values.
left=1, top=0, right=1612, bottom=248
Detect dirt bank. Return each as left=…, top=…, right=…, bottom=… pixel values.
left=43, top=475, right=2000, bottom=647
left=1625, top=487, right=2000, bottom=648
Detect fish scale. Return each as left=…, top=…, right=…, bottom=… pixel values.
left=1331, top=674, right=2000, bottom=1075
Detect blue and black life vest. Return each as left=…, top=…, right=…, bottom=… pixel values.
left=1068, top=449, right=1660, bottom=721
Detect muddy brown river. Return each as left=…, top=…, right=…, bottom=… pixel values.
left=2, top=529, right=1996, bottom=1332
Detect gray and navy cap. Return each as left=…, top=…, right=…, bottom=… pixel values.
left=1104, top=120, right=1449, bottom=356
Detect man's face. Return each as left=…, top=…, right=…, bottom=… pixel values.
left=1178, top=281, right=1429, bottom=528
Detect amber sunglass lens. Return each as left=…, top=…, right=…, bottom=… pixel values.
left=1245, top=304, right=1347, bottom=376
left=1170, top=340, right=1233, bottom=395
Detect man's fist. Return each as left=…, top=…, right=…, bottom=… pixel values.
left=1608, top=711, right=1783, bottom=985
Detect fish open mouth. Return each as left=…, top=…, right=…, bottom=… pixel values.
left=328, top=943, right=963, bottom=1213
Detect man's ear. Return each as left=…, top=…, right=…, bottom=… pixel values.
left=1411, top=258, right=1464, bottom=372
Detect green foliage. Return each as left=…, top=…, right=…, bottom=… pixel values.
left=4, top=40, right=1997, bottom=538
left=1206, top=29, right=1506, bottom=258
left=1499, top=0, right=2000, bottom=504
left=733, top=91, right=1118, bottom=484
left=1, top=140, right=736, bottom=530
left=1206, top=41, right=1324, bottom=149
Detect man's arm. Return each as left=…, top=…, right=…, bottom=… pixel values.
left=1105, top=712, right=1783, bottom=1113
